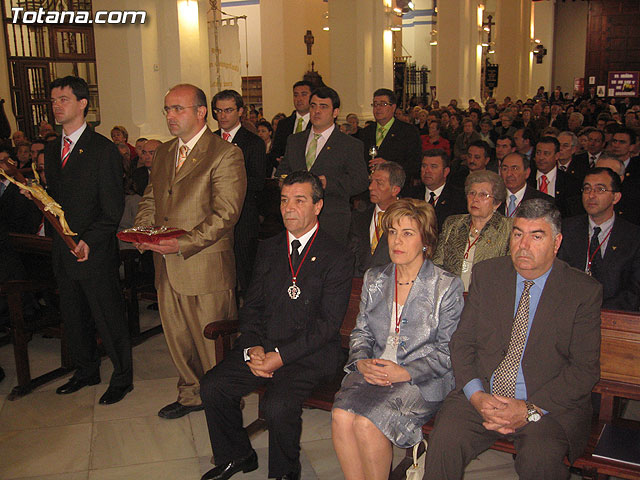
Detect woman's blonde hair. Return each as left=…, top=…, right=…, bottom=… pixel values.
left=382, top=198, right=438, bottom=259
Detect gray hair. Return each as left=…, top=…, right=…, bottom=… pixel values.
left=558, top=131, right=578, bottom=148
left=376, top=161, right=406, bottom=190
left=569, top=112, right=584, bottom=126
left=596, top=153, right=625, bottom=176
left=465, top=170, right=507, bottom=206
left=514, top=199, right=561, bottom=236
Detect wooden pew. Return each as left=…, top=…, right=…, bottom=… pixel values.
left=1, top=233, right=72, bottom=400
left=204, top=279, right=640, bottom=480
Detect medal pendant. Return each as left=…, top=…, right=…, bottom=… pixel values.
left=461, top=259, right=471, bottom=273
left=389, top=334, right=400, bottom=347
left=288, top=283, right=301, bottom=300
left=586, top=269, right=592, bottom=276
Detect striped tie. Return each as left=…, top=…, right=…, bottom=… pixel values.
left=176, top=145, right=189, bottom=172
left=61, top=137, right=72, bottom=168
left=306, top=133, right=321, bottom=170
left=371, top=210, right=384, bottom=254
left=295, top=117, right=304, bottom=133
left=539, top=175, right=548, bottom=194
left=492, top=280, right=535, bottom=397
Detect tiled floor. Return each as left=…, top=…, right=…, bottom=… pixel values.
left=0, top=302, right=585, bottom=479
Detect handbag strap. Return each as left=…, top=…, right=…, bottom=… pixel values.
left=412, top=439, right=429, bottom=466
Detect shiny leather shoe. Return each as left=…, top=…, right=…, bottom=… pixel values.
left=56, top=374, right=101, bottom=394
left=158, top=401, right=204, bottom=419
left=200, top=450, right=258, bottom=480
left=99, top=384, right=133, bottom=404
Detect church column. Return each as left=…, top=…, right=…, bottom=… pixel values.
left=93, top=0, right=211, bottom=140
left=493, top=0, right=532, bottom=101
left=434, top=0, right=482, bottom=108
left=328, top=0, right=394, bottom=122
left=259, top=0, right=331, bottom=120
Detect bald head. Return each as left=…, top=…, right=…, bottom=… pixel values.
left=141, top=139, right=161, bottom=168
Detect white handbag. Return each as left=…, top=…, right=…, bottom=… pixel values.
left=405, top=439, right=428, bottom=479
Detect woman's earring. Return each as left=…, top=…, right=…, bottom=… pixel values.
left=422, top=246, right=427, bottom=252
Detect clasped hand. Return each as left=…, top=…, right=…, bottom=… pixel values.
left=469, top=391, right=528, bottom=434
left=135, top=238, right=179, bottom=255
left=246, top=346, right=283, bottom=378
left=356, top=358, right=410, bottom=386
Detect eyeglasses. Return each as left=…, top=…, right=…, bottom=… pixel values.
left=213, top=107, right=238, bottom=115
left=581, top=185, right=616, bottom=195
left=371, top=102, right=393, bottom=108
left=466, top=190, right=494, bottom=200
left=162, top=105, right=201, bottom=116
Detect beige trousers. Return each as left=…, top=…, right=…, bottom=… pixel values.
left=157, top=266, right=237, bottom=406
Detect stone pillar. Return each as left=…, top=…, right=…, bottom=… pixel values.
left=93, top=0, right=212, bottom=140
left=327, top=0, right=394, bottom=122
left=434, top=0, right=482, bottom=108
left=493, top=0, right=532, bottom=101
left=259, top=0, right=331, bottom=120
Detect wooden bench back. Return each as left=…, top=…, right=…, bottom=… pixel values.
left=600, top=310, right=640, bottom=386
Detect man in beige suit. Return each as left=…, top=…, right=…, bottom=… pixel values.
left=135, top=84, right=246, bottom=419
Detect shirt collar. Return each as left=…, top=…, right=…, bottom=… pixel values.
left=377, top=117, right=395, bottom=131
left=178, top=124, right=208, bottom=152
left=509, top=184, right=527, bottom=204
left=589, top=212, right=615, bottom=232
left=222, top=123, right=241, bottom=142
left=287, top=222, right=319, bottom=253
left=311, top=123, right=335, bottom=140
left=516, top=266, right=552, bottom=291
left=63, top=122, right=87, bottom=145
left=537, top=166, right=557, bottom=183
left=427, top=183, right=445, bottom=198
left=295, top=112, right=310, bottom=123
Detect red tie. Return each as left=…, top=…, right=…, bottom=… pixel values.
left=222, top=132, right=230, bottom=142
left=61, top=137, right=72, bottom=167
left=539, top=175, right=548, bottom=194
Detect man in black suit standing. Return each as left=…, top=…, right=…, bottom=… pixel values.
left=559, top=167, right=640, bottom=311
left=271, top=81, right=313, bottom=160
left=557, top=131, right=589, bottom=183
left=212, top=89, right=266, bottom=295
left=44, top=76, right=132, bottom=404
left=349, top=160, right=403, bottom=276
left=276, top=87, right=368, bottom=245
left=131, top=139, right=160, bottom=195
left=528, top=136, right=582, bottom=217
left=573, top=128, right=604, bottom=170
left=408, top=148, right=466, bottom=230
left=358, top=88, right=422, bottom=189
left=199, top=171, right=353, bottom=480
left=597, top=153, right=640, bottom=226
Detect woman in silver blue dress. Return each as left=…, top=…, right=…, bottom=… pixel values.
left=332, top=198, right=464, bottom=480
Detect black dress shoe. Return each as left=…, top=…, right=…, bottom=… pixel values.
left=201, top=450, right=258, bottom=480
left=99, top=384, right=133, bottom=404
left=56, top=374, right=101, bottom=394
left=158, top=401, right=204, bottom=419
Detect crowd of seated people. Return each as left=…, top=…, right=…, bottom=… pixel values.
left=2, top=81, right=640, bottom=480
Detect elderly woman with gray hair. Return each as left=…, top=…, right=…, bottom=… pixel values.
left=433, top=170, right=511, bottom=290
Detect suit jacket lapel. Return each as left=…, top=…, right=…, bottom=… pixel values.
left=62, top=128, right=91, bottom=173
left=164, top=139, right=179, bottom=187
left=293, top=130, right=311, bottom=171
left=602, top=216, right=621, bottom=261
left=173, top=130, right=210, bottom=184
left=311, top=128, right=338, bottom=172
left=525, top=259, right=562, bottom=353
left=499, top=263, right=518, bottom=346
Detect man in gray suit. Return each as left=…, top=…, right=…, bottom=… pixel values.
left=276, top=86, right=369, bottom=245
left=425, top=199, right=602, bottom=479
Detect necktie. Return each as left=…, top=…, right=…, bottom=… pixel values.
left=295, top=117, right=304, bottom=133
left=428, top=191, right=436, bottom=206
left=306, top=133, right=321, bottom=170
left=61, top=137, right=72, bottom=167
left=558, top=165, right=567, bottom=172
left=492, top=280, right=535, bottom=398
left=589, top=226, right=602, bottom=276
left=589, top=155, right=596, bottom=167
left=376, top=125, right=385, bottom=146
left=291, top=239, right=301, bottom=270
left=371, top=210, right=384, bottom=254
left=176, top=145, right=189, bottom=171
left=539, top=175, right=548, bottom=194
left=507, top=194, right=517, bottom=216
left=0, top=181, right=6, bottom=197
left=222, top=132, right=231, bottom=142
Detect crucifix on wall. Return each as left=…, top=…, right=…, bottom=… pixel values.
left=304, top=30, right=314, bottom=55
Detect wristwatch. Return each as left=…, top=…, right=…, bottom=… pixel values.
left=526, top=402, right=541, bottom=422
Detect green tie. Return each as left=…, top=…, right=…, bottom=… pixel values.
left=376, top=124, right=385, bottom=146
left=306, top=133, right=321, bottom=170
left=295, top=117, right=304, bottom=133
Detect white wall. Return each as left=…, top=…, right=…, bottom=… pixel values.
left=552, top=1, right=588, bottom=97
left=220, top=1, right=262, bottom=77
left=530, top=0, right=554, bottom=98
left=401, top=0, right=435, bottom=70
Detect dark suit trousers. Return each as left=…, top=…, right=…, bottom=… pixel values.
left=201, top=348, right=330, bottom=477
left=55, top=263, right=132, bottom=386
left=424, top=391, right=570, bottom=480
